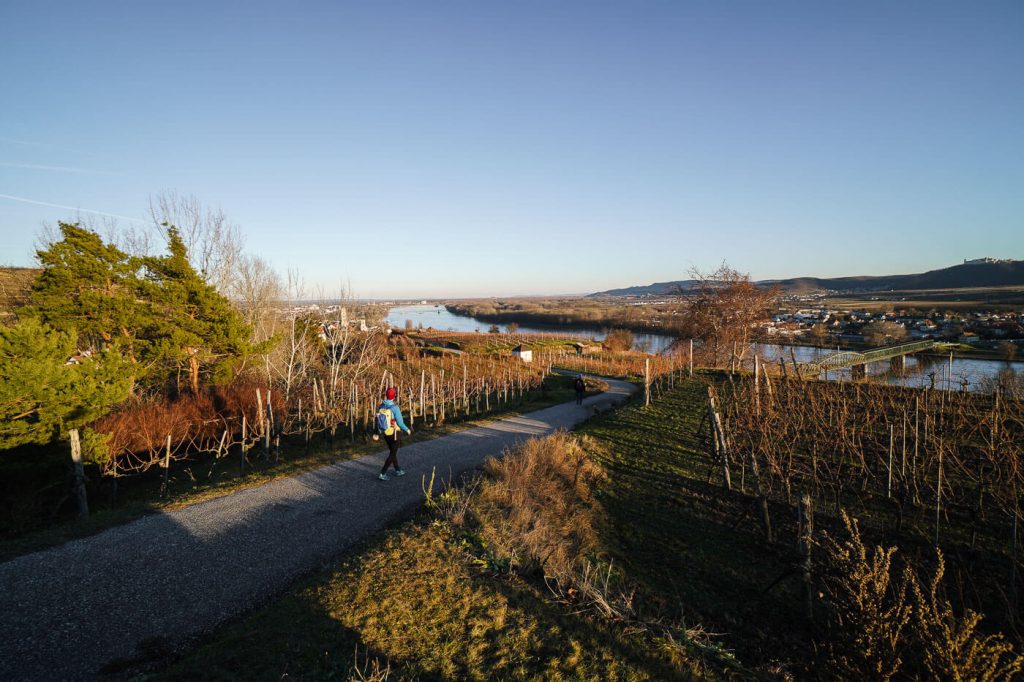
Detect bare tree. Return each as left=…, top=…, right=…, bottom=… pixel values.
left=862, top=321, right=908, bottom=347
left=675, top=263, right=778, bottom=368
left=274, top=270, right=316, bottom=405
left=234, top=253, right=283, bottom=383
left=809, top=323, right=830, bottom=346
left=602, top=329, right=634, bottom=352
left=320, top=284, right=388, bottom=392
left=148, top=192, right=244, bottom=296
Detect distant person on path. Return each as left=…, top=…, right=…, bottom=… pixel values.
left=574, top=374, right=586, bottom=405
left=374, top=387, right=411, bottom=481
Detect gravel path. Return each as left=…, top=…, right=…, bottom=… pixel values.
left=0, top=376, right=635, bottom=680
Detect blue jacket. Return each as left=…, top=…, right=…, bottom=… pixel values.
left=379, top=399, right=410, bottom=433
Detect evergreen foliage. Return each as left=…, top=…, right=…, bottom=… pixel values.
left=138, top=227, right=261, bottom=393
left=0, top=318, right=132, bottom=453
left=28, top=222, right=140, bottom=354
left=27, top=223, right=264, bottom=394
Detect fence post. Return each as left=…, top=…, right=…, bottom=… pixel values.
left=255, top=388, right=264, bottom=437
left=754, top=355, right=761, bottom=415
left=68, top=428, right=89, bottom=517
left=799, top=494, right=814, bottom=621
left=161, top=434, right=172, bottom=498
left=935, top=444, right=944, bottom=546
left=707, top=387, right=731, bottom=491
left=265, top=389, right=273, bottom=457
left=644, top=357, right=651, bottom=406
left=241, top=415, right=247, bottom=473
left=887, top=424, right=894, bottom=499
left=749, top=448, right=772, bottom=542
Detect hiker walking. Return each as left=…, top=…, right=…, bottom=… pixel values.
left=574, top=374, right=586, bottom=405
left=374, top=387, right=411, bottom=480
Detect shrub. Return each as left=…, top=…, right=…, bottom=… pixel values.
left=910, top=551, right=1023, bottom=681
left=821, top=513, right=912, bottom=681
left=822, top=513, right=1024, bottom=681
left=602, top=328, right=634, bottom=352
left=93, top=379, right=284, bottom=474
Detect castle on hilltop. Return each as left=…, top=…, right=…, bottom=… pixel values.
left=963, top=257, right=1013, bottom=265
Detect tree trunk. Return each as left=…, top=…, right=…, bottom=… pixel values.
left=189, top=354, right=200, bottom=395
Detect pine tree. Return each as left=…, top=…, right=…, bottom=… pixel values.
left=0, top=318, right=132, bottom=515
left=138, top=227, right=260, bottom=394
left=28, top=223, right=265, bottom=394
left=28, top=222, right=141, bottom=356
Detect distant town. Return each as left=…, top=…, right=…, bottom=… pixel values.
left=767, top=295, right=1024, bottom=350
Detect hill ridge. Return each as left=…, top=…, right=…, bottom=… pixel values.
left=590, top=260, right=1024, bottom=297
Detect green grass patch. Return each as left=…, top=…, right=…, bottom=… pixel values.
left=577, top=376, right=806, bottom=673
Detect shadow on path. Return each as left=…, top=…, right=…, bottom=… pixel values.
left=0, top=378, right=635, bottom=680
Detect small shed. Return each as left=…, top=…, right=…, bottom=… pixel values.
left=512, top=344, right=533, bottom=363
left=573, top=342, right=600, bottom=356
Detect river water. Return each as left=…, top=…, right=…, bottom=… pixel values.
left=386, top=304, right=1023, bottom=392
left=386, top=304, right=675, bottom=352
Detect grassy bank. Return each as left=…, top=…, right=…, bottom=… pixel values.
left=0, top=373, right=595, bottom=562
left=156, top=432, right=716, bottom=681
left=577, top=377, right=806, bottom=671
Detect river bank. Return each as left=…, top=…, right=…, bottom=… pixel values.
left=386, top=305, right=1024, bottom=393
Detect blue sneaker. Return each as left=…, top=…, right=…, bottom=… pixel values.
left=378, top=473, right=389, bottom=481
left=395, top=469, right=406, bottom=477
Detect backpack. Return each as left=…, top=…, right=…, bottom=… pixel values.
left=375, top=404, right=396, bottom=436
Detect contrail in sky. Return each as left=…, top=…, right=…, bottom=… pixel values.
left=0, top=193, right=147, bottom=223
left=0, top=161, right=119, bottom=176
left=0, top=137, right=97, bottom=156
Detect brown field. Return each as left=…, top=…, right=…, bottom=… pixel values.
left=823, top=286, right=1024, bottom=311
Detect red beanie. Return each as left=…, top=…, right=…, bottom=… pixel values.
left=386, top=387, right=397, bottom=400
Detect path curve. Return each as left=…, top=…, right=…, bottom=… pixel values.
left=0, top=376, right=635, bottom=680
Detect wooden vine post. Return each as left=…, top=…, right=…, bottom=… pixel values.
left=68, top=428, right=89, bottom=517
left=161, top=434, right=172, bottom=498
left=798, top=493, right=814, bottom=621
left=644, top=357, right=651, bottom=407
left=707, top=386, right=732, bottom=491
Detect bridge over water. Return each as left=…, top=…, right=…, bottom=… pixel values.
left=802, top=340, right=942, bottom=377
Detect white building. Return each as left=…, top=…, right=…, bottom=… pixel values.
left=512, top=345, right=533, bottom=363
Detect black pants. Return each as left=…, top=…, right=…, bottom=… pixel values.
left=575, top=390, right=585, bottom=405
left=381, top=433, right=401, bottom=474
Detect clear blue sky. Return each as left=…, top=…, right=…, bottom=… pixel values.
left=1, top=1, right=1021, bottom=298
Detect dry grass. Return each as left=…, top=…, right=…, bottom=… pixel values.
left=474, top=432, right=606, bottom=580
